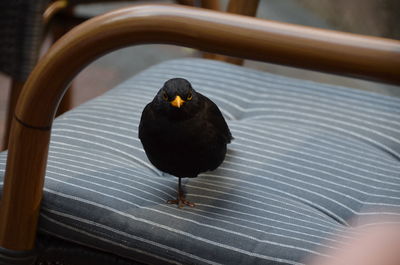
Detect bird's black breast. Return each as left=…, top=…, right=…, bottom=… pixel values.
left=139, top=92, right=232, bottom=178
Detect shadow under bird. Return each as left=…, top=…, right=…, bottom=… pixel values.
left=139, top=78, right=233, bottom=208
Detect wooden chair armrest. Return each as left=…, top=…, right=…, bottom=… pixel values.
left=1, top=3, right=400, bottom=251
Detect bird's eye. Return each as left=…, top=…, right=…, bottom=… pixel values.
left=162, top=92, right=168, bottom=101
left=187, top=92, right=193, bottom=101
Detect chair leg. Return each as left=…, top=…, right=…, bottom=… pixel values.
left=176, top=0, right=220, bottom=9
left=175, top=0, right=196, bottom=6
left=226, top=0, right=260, bottom=15
left=200, top=0, right=220, bottom=10
left=203, top=0, right=260, bottom=65
left=1, top=80, right=24, bottom=151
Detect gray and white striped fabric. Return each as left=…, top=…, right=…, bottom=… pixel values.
left=1, top=58, right=400, bottom=264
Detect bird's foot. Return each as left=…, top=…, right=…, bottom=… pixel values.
left=167, top=195, right=195, bottom=208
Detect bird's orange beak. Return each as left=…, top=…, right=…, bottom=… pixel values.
left=170, top=95, right=185, bottom=108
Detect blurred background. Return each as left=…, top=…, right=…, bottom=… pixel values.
left=1, top=0, right=399, bottom=148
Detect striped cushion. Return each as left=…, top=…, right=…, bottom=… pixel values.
left=1, top=58, right=400, bottom=264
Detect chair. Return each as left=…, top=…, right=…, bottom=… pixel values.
left=0, top=3, right=400, bottom=265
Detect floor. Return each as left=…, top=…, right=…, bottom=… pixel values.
left=1, top=0, right=399, bottom=149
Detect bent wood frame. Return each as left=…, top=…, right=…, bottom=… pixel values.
left=1, top=4, right=400, bottom=251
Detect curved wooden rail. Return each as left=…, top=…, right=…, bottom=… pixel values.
left=43, top=0, right=69, bottom=25
left=1, top=4, right=400, bottom=251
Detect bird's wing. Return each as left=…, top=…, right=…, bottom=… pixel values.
left=200, top=93, right=233, bottom=143
left=138, top=102, right=156, bottom=140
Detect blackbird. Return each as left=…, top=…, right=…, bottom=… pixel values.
left=139, top=78, right=233, bottom=208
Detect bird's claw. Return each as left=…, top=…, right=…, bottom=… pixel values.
left=167, top=197, right=195, bottom=208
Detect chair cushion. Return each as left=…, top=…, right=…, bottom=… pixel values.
left=1, top=58, right=400, bottom=264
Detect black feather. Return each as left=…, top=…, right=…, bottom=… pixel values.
left=138, top=78, right=232, bottom=207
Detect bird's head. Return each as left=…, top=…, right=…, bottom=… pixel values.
left=155, top=78, right=199, bottom=118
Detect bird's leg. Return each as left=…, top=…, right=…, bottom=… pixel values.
left=167, top=177, right=195, bottom=208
